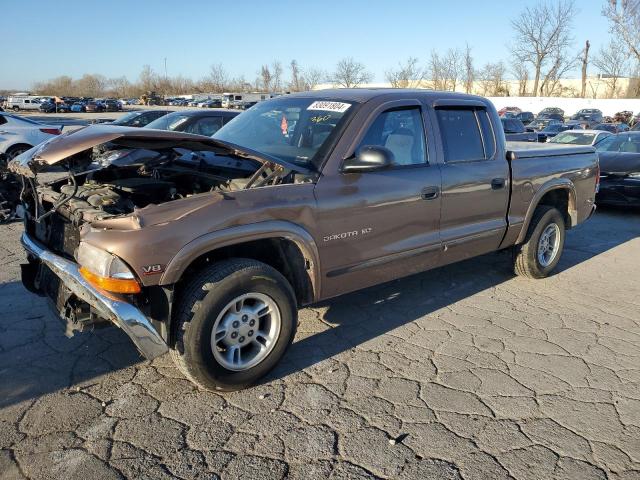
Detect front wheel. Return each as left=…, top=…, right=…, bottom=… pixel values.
left=171, top=258, right=297, bottom=391
left=513, top=206, right=566, bottom=279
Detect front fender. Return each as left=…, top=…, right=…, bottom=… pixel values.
left=515, top=179, right=577, bottom=244
left=159, top=220, right=321, bottom=301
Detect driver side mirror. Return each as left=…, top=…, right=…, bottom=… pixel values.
left=342, top=145, right=394, bottom=173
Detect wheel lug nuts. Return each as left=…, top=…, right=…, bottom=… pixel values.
left=232, top=321, right=240, bottom=328
left=248, top=330, right=254, bottom=337
left=249, top=319, right=255, bottom=326
left=231, top=332, right=238, bottom=339
left=242, top=315, right=248, bottom=322
left=239, top=336, right=245, bottom=343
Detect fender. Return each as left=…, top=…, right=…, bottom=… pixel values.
left=159, top=220, right=321, bottom=301
left=515, top=179, right=577, bottom=244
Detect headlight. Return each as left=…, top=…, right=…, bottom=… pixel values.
left=76, top=242, right=140, bottom=293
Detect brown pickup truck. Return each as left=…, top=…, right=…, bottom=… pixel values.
left=10, top=89, right=599, bottom=391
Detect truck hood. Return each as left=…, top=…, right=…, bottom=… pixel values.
left=8, top=124, right=312, bottom=177
left=598, top=151, right=640, bottom=175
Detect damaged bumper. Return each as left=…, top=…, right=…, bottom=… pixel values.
left=21, top=232, right=168, bottom=360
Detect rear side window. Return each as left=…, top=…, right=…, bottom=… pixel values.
left=357, top=107, right=427, bottom=166
left=436, top=108, right=491, bottom=162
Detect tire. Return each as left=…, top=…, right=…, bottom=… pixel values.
left=12, top=106, right=19, bottom=112
left=171, top=258, right=297, bottom=391
left=513, top=206, right=566, bottom=279
left=6, top=144, right=32, bottom=160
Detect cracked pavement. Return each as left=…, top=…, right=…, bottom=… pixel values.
left=1, top=207, right=639, bottom=480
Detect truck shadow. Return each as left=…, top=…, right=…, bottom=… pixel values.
left=267, top=207, right=640, bottom=382
left=0, top=208, right=637, bottom=407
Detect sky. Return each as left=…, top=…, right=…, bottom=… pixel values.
left=2, top=0, right=613, bottom=90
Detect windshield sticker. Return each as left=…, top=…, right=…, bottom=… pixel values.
left=307, top=101, right=351, bottom=113
left=311, top=114, right=331, bottom=123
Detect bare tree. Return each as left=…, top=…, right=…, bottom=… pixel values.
left=427, top=51, right=445, bottom=90
left=603, top=0, right=640, bottom=64
left=260, top=65, right=272, bottom=92
left=510, top=0, right=576, bottom=96
left=75, top=74, right=107, bottom=97
left=139, top=65, right=159, bottom=92
left=330, top=57, right=372, bottom=88
left=511, top=60, right=529, bottom=96
left=442, top=48, right=463, bottom=91
left=289, top=60, right=302, bottom=92
left=301, top=67, right=324, bottom=91
left=205, top=64, right=229, bottom=93
left=463, top=44, right=475, bottom=93
left=477, top=62, right=507, bottom=96
left=539, top=49, right=579, bottom=96
left=593, top=39, right=630, bottom=98
left=271, top=61, right=283, bottom=92
left=385, top=57, right=424, bottom=88
left=580, top=40, right=591, bottom=98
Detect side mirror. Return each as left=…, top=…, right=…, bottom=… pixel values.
left=342, top=145, right=394, bottom=173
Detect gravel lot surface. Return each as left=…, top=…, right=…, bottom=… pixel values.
left=0, top=208, right=639, bottom=480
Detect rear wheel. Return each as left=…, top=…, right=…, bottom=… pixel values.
left=12, top=106, right=19, bottom=112
left=513, top=206, right=566, bottom=279
left=171, top=258, right=297, bottom=391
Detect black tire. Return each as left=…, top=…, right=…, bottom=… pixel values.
left=171, top=258, right=297, bottom=391
left=12, top=106, right=19, bottom=112
left=6, top=144, right=32, bottom=160
left=513, top=206, right=566, bottom=279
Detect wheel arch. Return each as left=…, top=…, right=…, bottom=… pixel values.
left=516, top=180, right=577, bottom=244
left=160, top=221, right=321, bottom=306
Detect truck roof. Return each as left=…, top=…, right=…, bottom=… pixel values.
left=287, top=88, right=490, bottom=105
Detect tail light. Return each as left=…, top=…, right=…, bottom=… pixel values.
left=40, top=128, right=61, bottom=135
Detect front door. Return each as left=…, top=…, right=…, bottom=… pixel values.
left=315, top=103, right=442, bottom=299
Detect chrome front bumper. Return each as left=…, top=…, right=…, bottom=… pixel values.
left=21, top=232, right=168, bottom=360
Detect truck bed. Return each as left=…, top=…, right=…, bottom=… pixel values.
left=506, top=141, right=596, bottom=159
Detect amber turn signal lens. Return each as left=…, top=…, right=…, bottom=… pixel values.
left=79, top=267, right=141, bottom=294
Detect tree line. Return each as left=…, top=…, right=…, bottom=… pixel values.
left=25, top=0, right=640, bottom=99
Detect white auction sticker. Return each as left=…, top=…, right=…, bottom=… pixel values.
left=307, top=101, right=351, bottom=113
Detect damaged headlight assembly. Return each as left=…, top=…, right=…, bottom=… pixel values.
left=76, top=241, right=141, bottom=294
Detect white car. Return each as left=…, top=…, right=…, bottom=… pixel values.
left=0, top=112, right=62, bottom=159
left=548, top=129, right=613, bottom=146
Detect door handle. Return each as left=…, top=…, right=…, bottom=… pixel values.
left=491, top=178, right=505, bottom=190
left=420, top=186, right=440, bottom=200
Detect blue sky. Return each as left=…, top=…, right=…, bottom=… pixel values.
left=3, top=0, right=612, bottom=89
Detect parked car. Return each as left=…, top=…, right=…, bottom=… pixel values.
left=0, top=112, right=61, bottom=159
left=6, top=96, right=42, bottom=112
left=109, top=110, right=174, bottom=127
left=613, top=111, right=634, bottom=125
left=516, top=111, right=534, bottom=124
left=527, top=118, right=562, bottom=131
left=570, top=109, right=603, bottom=127
left=501, top=118, right=537, bottom=142
left=10, top=90, right=598, bottom=391
left=102, top=99, right=121, bottom=112
left=548, top=129, right=612, bottom=146
left=201, top=99, right=222, bottom=108
left=538, top=107, right=564, bottom=118
left=71, top=102, right=87, bottom=113
left=85, top=102, right=105, bottom=113
left=537, top=113, right=564, bottom=122
left=144, top=109, right=240, bottom=136
left=595, top=132, right=640, bottom=206
left=498, top=106, right=521, bottom=116
left=594, top=123, right=630, bottom=134
left=538, top=123, right=569, bottom=142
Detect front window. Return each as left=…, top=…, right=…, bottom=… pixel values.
left=145, top=112, right=191, bottom=131
left=112, top=112, right=140, bottom=126
left=214, top=97, right=355, bottom=170
left=596, top=134, right=640, bottom=153
left=550, top=132, right=596, bottom=145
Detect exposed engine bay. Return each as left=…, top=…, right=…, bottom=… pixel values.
left=27, top=142, right=312, bottom=225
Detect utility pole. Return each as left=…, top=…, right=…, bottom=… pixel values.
left=581, top=40, right=590, bottom=98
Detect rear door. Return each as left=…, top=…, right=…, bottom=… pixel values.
left=432, top=104, right=510, bottom=264
left=314, top=100, right=442, bottom=299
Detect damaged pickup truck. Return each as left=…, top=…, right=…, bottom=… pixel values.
left=10, top=90, right=599, bottom=391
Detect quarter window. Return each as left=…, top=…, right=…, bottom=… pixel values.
left=357, top=107, right=427, bottom=166
left=436, top=108, right=495, bottom=162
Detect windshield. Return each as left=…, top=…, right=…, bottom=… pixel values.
left=550, top=132, right=596, bottom=145
left=596, top=134, right=640, bottom=153
left=112, top=112, right=140, bottom=125
left=213, top=97, right=355, bottom=170
left=145, top=112, right=191, bottom=131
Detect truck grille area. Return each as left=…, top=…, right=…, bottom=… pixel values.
left=26, top=213, right=80, bottom=259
